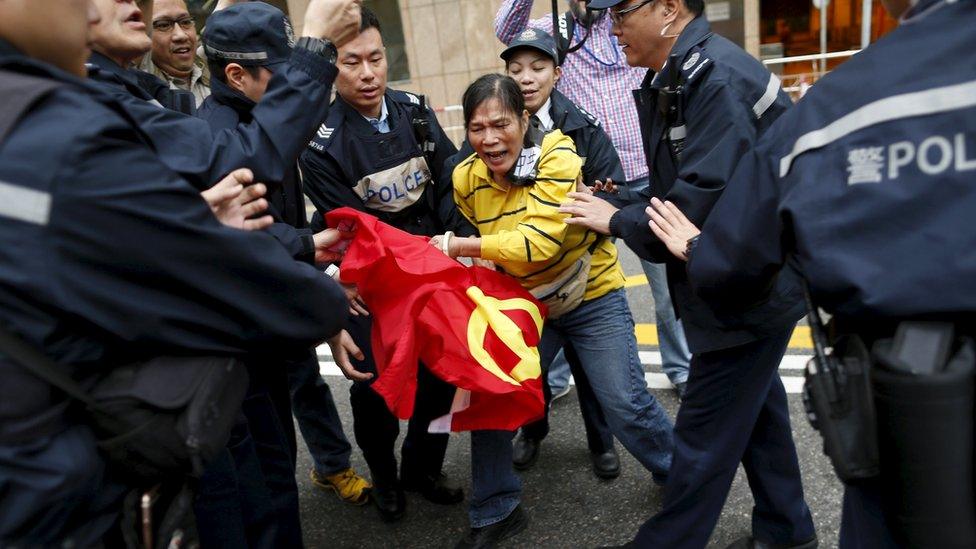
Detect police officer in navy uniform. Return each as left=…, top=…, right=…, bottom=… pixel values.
left=84, top=0, right=344, bottom=200
left=448, top=29, right=624, bottom=480
left=645, top=0, right=976, bottom=547
left=193, top=4, right=371, bottom=546
left=561, top=0, right=817, bottom=547
left=0, top=0, right=363, bottom=545
left=299, top=7, right=473, bottom=522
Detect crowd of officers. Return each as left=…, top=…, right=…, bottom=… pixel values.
left=0, top=0, right=973, bottom=548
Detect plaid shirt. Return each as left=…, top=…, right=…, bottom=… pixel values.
left=495, top=0, right=649, bottom=182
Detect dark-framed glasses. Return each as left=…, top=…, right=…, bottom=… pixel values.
left=609, top=0, right=655, bottom=25
left=152, top=17, right=195, bottom=33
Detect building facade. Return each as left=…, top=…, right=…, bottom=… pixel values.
left=188, top=0, right=896, bottom=142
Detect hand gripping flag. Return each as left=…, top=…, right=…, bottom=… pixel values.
left=326, top=208, right=547, bottom=432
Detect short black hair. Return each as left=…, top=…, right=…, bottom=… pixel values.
left=461, top=74, right=525, bottom=127
left=685, top=0, right=704, bottom=17
left=360, top=6, right=381, bottom=33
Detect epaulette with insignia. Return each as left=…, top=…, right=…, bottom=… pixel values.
left=390, top=89, right=422, bottom=107
left=308, top=109, right=342, bottom=152
left=678, top=46, right=713, bottom=87
left=576, top=104, right=600, bottom=127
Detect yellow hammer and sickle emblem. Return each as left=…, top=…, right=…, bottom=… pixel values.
left=465, top=287, right=545, bottom=386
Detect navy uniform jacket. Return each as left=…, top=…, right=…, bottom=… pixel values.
left=300, top=90, right=475, bottom=238
left=198, top=77, right=315, bottom=263
left=607, top=16, right=802, bottom=353
left=86, top=49, right=336, bottom=193
left=450, top=88, right=625, bottom=189
left=687, top=0, right=976, bottom=325
left=0, top=43, right=346, bottom=545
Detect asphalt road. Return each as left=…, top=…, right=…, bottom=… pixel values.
left=296, top=246, right=843, bottom=548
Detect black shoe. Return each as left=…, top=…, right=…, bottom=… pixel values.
left=725, top=536, right=818, bottom=549
left=590, top=448, right=620, bottom=480
left=512, top=433, right=540, bottom=471
left=402, top=472, right=464, bottom=505
left=372, top=481, right=406, bottom=522
left=455, top=505, right=528, bottom=549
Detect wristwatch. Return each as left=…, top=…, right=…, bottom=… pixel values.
left=294, top=36, right=338, bottom=64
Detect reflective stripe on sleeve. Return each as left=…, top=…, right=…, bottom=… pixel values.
left=0, top=180, right=51, bottom=226
left=752, top=73, right=782, bottom=120
left=780, top=78, right=976, bottom=177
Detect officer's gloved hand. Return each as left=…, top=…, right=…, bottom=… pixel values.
left=303, top=0, right=363, bottom=46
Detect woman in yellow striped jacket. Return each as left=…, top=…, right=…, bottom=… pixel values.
left=432, top=74, right=674, bottom=548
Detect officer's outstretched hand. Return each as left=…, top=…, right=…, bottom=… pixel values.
left=328, top=329, right=372, bottom=382
left=559, top=192, right=618, bottom=235
left=303, top=0, right=362, bottom=47
left=647, top=197, right=700, bottom=262
left=202, top=168, right=274, bottom=231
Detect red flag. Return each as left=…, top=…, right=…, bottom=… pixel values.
left=326, top=208, right=546, bottom=432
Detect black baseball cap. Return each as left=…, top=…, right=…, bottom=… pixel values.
left=202, top=2, right=296, bottom=71
left=587, top=0, right=625, bottom=7
left=500, top=28, right=560, bottom=66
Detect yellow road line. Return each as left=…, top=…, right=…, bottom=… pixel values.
left=624, top=274, right=648, bottom=288
left=635, top=324, right=812, bottom=349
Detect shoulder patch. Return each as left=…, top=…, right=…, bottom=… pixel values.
left=678, top=46, right=713, bottom=86
left=316, top=123, right=334, bottom=141
left=308, top=121, right=336, bottom=152
left=390, top=90, right=422, bottom=106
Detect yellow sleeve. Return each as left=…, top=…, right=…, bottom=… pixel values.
left=480, top=132, right=583, bottom=262
left=451, top=153, right=479, bottom=227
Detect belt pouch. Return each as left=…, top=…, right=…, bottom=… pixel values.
left=872, top=338, right=976, bottom=548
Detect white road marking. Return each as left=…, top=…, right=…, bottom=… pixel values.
left=315, top=352, right=812, bottom=394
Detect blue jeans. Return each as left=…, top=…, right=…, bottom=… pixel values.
left=469, top=430, right=521, bottom=528
left=642, top=260, right=691, bottom=384
left=626, top=176, right=691, bottom=385
left=470, top=289, right=675, bottom=527
left=539, top=288, right=673, bottom=477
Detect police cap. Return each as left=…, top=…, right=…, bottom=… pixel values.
left=501, top=28, right=560, bottom=66
left=202, top=2, right=296, bottom=71
left=586, top=0, right=625, bottom=7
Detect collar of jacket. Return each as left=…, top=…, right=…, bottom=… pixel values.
left=640, top=15, right=712, bottom=92
left=549, top=89, right=588, bottom=133
left=333, top=92, right=397, bottom=135
left=0, top=39, right=98, bottom=93
left=86, top=51, right=155, bottom=100
left=209, top=76, right=256, bottom=117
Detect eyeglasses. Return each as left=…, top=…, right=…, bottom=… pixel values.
left=152, top=17, right=195, bottom=33
left=609, top=0, right=655, bottom=25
